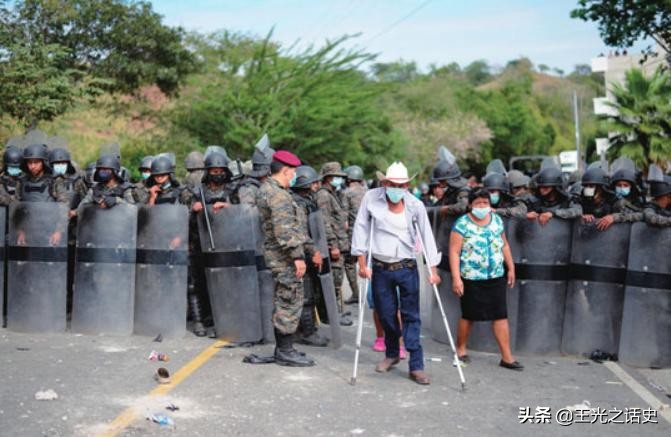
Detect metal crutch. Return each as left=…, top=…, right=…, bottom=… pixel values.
left=413, top=219, right=466, bottom=391
left=350, top=218, right=374, bottom=385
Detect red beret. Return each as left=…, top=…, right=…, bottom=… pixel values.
left=272, top=150, right=301, bottom=167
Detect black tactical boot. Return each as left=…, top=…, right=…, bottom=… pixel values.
left=274, top=329, right=315, bottom=367
left=297, top=305, right=329, bottom=347
left=188, top=287, right=207, bottom=337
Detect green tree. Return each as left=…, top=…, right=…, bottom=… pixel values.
left=371, top=60, right=419, bottom=82
left=464, top=60, right=491, bottom=85
left=571, top=0, right=671, bottom=59
left=171, top=33, right=401, bottom=173
left=603, top=66, right=671, bottom=170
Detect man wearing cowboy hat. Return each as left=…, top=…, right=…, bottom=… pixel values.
left=351, top=161, right=441, bottom=385
left=316, top=162, right=353, bottom=326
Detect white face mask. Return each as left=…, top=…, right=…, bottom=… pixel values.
left=583, top=187, right=596, bottom=198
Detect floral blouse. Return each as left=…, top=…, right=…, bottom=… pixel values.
left=453, top=213, right=505, bottom=280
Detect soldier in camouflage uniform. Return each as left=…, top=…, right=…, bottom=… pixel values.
left=0, top=145, right=23, bottom=206
left=133, top=156, right=153, bottom=204
left=594, top=158, right=644, bottom=231
left=146, top=155, right=193, bottom=206
left=341, top=165, right=366, bottom=304
left=643, top=170, right=671, bottom=227
left=483, top=171, right=527, bottom=219
left=290, top=165, right=328, bottom=347
left=236, top=134, right=274, bottom=206
left=257, top=150, right=316, bottom=367
left=76, top=154, right=137, bottom=211
left=315, top=162, right=353, bottom=326
left=183, top=151, right=205, bottom=192
left=527, top=166, right=582, bottom=225
left=187, top=148, right=236, bottom=336
left=431, top=159, right=470, bottom=217
left=577, top=166, right=614, bottom=223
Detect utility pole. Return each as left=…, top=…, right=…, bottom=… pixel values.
left=573, top=90, right=581, bottom=171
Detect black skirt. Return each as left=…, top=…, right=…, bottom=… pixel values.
left=460, top=276, right=507, bottom=321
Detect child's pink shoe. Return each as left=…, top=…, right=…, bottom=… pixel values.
left=372, top=337, right=386, bottom=352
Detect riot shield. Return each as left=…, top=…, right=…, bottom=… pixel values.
left=71, top=204, right=138, bottom=335
left=619, top=223, right=671, bottom=368
left=562, top=222, right=630, bottom=357
left=134, top=205, right=189, bottom=338
left=431, top=216, right=461, bottom=345
left=198, top=204, right=263, bottom=343
left=508, top=218, right=572, bottom=355
left=6, top=202, right=68, bottom=332
left=251, top=206, right=275, bottom=343
left=0, top=207, right=5, bottom=326
left=307, top=210, right=342, bottom=349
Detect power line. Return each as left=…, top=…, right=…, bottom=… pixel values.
left=365, top=0, right=434, bottom=44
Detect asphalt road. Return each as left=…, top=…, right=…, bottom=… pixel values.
left=0, top=301, right=669, bottom=437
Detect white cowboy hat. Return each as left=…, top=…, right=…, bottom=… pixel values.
left=376, top=161, right=416, bottom=184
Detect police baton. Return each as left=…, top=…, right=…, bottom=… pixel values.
left=199, top=186, right=215, bottom=251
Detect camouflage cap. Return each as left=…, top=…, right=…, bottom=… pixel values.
left=319, top=161, right=347, bottom=179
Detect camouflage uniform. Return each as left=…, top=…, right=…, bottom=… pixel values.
left=643, top=202, right=671, bottom=227
left=438, top=186, right=470, bottom=216
left=494, top=195, right=528, bottom=219
left=579, top=193, right=614, bottom=218
left=341, top=182, right=366, bottom=299
left=315, top=185, right=348, bottom=305
left=0, top=173, right=20, bottom=205
left=78, top=180, right=137, bottom=210
left=52, top=173, right=89, bottom=209
left=15, top=174, right=64, bottom=202
left=133, top=180, right=150, bottom=204
left=611, top=197, right=645, bottom=223
left=528, top=192, right=583, bottom=219
left=257, top=177, right=308, bottom=335
left=183, top=171, right=204, bottom=192
left=235, top=177, right=262, bottom=205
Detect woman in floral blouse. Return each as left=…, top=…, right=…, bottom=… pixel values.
left=448, top=189, right=522, bottom=371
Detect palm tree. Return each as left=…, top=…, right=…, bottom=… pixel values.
left=604, top=66, right=671, bottom=171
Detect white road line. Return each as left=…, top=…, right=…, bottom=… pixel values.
left=604, top=361, right=671, bottom=425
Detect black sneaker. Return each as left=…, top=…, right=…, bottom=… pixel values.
left=499, top=360, right=524, bottom=371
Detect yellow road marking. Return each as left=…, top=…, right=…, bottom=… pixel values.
left=100, top=339, right=228, bottom=437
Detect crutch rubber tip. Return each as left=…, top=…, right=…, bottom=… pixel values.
left=461, top=383, right=467, bottom=392
left=350, top=377, right=357, bottom=386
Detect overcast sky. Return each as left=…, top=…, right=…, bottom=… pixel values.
left=154, top=0, right=650, bottom=73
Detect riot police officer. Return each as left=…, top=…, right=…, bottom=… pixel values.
left=341, top=165, right=366, bottom=304
left=482, top=171, right=527, bottom=219
left=0, top=145, right=23, bottom=205
left=133, top=156, right=153, bottom=204
left=643, top=165, right=671, bottom=227
left=146, top=155, right=191, bottom=206
left=431, top=159, right=469, bottom=217
left=236, top=134, right=274, bottom=206
left=183, top=151, right=205, bottom=191
left=579, top=166, right=613, bottom=223
left=595, top=157, right=645, bottom=230
left=77, top=154, right=137, bottom=210
left=527, top=166, right=582, bottom=225
left=50, top=147, right=88, bottom=211
left=290, top=165, right=328, bottom=347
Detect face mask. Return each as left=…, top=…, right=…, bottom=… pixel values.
left=209, top=174, right=227, bottom=185
left=53, top=163, right=68, bottom=175
left=471, top=206, right=491, bottom=220
left=330, top=177, right=343, bottom=188
left=160, top=181, right=172, bottom=190
left=385, top=187, right=405, bottom=204
left=141, top=171, right=151, bottom=181
left=583, top=187, right=596, bottom=197
left=615, top=186, right=631, bottom=198
left=7, top=166, right=21, bottom=177
left=290, top=173, right=297, bottom=188
left=95, top=169, right=113, bottom=183
left=490, top=193, right=500, bottom=205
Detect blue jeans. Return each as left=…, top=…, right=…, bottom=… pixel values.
left=372, top=264, right=423, bottom=371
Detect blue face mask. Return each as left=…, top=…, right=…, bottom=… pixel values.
left=330, top=177, right=343, bottom=188
left=490, top=193, right=500, bottom=205
left=471, top=206, right=491, bottom=220
left=53, top=163, right=68, bottom=176
left=141, top=171, right=151, bottom=181
left=7, top=166, right=21, bottom=177
left=385, top=187, right=405, bottom=204
left=161, top=181, right=172, bottom=190
left=615, top=186, right=631, bottom=198
left=289, top=173, right=297, bottom=188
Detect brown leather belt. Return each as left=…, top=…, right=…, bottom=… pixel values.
left=372, top=258, right=417, bottom=272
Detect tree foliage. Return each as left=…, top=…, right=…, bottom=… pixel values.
left=571, top=0, right=671, bottom=59
left=0, top=0, right=194, bottom=127
left=171, top=33, right=401, bottom=173
left=603, top=66, right=671, bottom=170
